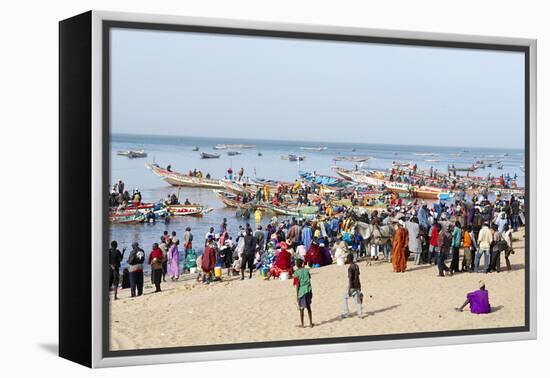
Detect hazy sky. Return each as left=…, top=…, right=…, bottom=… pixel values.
left=110, top=28, right=525, bottom=149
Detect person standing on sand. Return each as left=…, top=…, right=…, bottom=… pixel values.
left=475, top=222, right=493, bottom=273
left=392, top=220, right=409, bottom=273
left=127, top=242, right=145, bottom=297
left=437, top=223, right=452, bottom=277
left=461, top=226, right=473, bottom=272
left=428, top=222, right=439, bottom=265
left=450, top=221, right=462, bottom=274
left=502, top=224, right=515, bottom=271
left=167, top=238, right=180, bottom=280
left=405, top=217, right=422, bottom=265
left=241, top=228, right=256, bottom=280
left=159, top=236, right=168, bottom=282
left=108, top=241, right=124, bottom=300
left=201, top=235, right=217, bottom=284
left=148, top=243, right=164, bottom=293
left=342, top=253, right=365, bottom=319
left=301, top=222, right=313, bottom=251
left=293, top=259, right=313, bottom=328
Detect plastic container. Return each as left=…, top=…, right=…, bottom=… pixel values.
left=312, top=263, right=321, bottom=268
left=189, top=267, right=197, bottom=274
left=214, top=266, right=222, bottom=278
left=279, top=272, right=289, bottom=281
left=259, top=267, right=269, bottom=277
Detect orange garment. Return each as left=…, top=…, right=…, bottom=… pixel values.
left=463, top=231, right=472, bottom=248
left=392, top=227, right=409, bottom=273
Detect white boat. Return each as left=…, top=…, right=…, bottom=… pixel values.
left=201, top=152, right=221, bottom=159
left=333, top=156, right=370, bottom=162
left=117, top=149, right=147, bottom=158
left=300, top=146, right=327, bottom=151
left=281, top=154, right=305, bottom=162
left=214, top=144, right=255, bottom=150
left=146, top=163, right=224, bottom=189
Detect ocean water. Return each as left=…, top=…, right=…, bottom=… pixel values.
left=110, top=133, right=524, bottom=271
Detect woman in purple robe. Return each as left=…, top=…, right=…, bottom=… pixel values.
left=168, top=239, right=180, bottom=280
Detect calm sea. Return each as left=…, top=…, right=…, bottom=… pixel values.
left=110, top=133, right=524, bottom=272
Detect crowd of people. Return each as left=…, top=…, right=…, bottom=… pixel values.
left=109, top=191, right=524, bottom=322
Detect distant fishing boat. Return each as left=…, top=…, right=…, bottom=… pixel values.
left=425, top=159, right=439, bottom=163
left=201, top=152, right=221, bottom=159
left=117, top=149, right=147, bottom=158
left=281, top=154, right=305, bottom=162
left=227, top=151, right=241, bottom=156
left=258, top=152, right=263, bottom=157
left=300, top=146, right=327, bottom=151
left=191, top=146, right=199, bottom=151
left=215, top=144, right=255, bottom=150
left=392, top=161, right=411, bottom=167
left=414, top=152, right=438, bottom=156
left=333, top=156, right=370, bottom=162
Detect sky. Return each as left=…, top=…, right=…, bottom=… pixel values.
left=110, top=28, right=525, bottom=149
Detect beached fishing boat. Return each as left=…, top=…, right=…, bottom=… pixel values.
left=332, top=166, right=360, bottom=181
left=425, top=159, right=439, bottom=163
left=146, top=163, right=224, bottom=189
left=200, top=152, right=221, bottom=159
left=220, top=179, right=257, bottom=195
left=300, top=146, right=327, bottom=151
left=109, top=212, right=146, bottom=224
left=192, top=146, right=199, bottom=151
left=299, top=171, right=349, bottom=187
left=111, top=207, right=168, bottom=218
left=349, top=171, right=451, bottom=200
left=448, top=164, right=476, bottom=172
left=117, top=149, right=147, bottom=158
left=166, top=204, right=209, bottom=217
left=263, top=203, right=318, bottom=217
left=213, top=190, right=260, bottom=209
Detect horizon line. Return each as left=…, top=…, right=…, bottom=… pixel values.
left=111, top=131, right=525, bottom=151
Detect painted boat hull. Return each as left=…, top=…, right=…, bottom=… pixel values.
left=147, top=163, right=224, bottom=189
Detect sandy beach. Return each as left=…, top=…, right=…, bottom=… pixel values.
left=110, top=229, right=525, bottom=351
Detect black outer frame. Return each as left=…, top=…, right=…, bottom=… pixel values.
left=100, top=20, right=530, bottom=359
left=58, top=11, right=532, bottom=368
left=59, top=11, right=93, bottom=367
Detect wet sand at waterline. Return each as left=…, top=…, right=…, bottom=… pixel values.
left=109, top=229, right=526, bottom=351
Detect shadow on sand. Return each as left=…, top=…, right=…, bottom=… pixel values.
left=314, top=304, right=401, bottom=326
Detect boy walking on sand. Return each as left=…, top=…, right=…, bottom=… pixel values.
left=293, top=259, right=313, bottom=328
left=342, top=253, right=366, bottom=319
